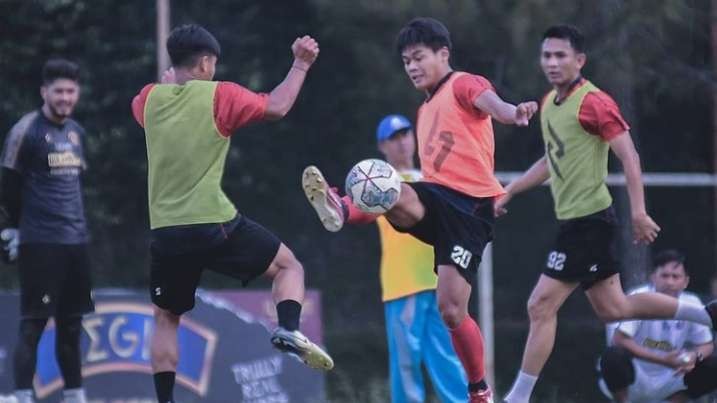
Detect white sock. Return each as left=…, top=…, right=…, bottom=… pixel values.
left=674, top=300, right=711, bottom=326
left=504, top=371, right=538, bottom=403
left=62, top=388, right=87, bottom=403
left=14, top=389, right=34, bottom=403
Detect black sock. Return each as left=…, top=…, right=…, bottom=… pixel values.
left=56, top=316, right=83, bottom=389
left=14, top=318, right=47, bottom=389
left=154, top=371, right=175, bottom=402
left=276, top=300, right=302, bottom=331
left=469, top=379, right=488, bottom=393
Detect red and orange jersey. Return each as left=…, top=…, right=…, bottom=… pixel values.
left=541, top=78, right=630, bottom=141
left=132, top=81, right=268, bottom=137
left=416, top=72, right=504, bottom=198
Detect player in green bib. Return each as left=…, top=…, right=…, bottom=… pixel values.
left=495, top=25, right=717, bottom=403
left=131, top=24, right=332, bottom=403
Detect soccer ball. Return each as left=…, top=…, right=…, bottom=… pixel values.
left=345, top=159, right=402, bottom=214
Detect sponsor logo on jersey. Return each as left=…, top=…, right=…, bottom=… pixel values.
left=642, top=338, right=675, bottom=352
left=48, top=151, right=82, bottom=168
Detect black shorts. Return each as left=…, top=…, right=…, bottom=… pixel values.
left=599, top=346, right=635, bottom=391
left=18, top=243, right=94, bottom=319
left=150, top=215, right=281, bottom=315
left=543, top=206, right=619, bottom=290
left=390, top=182, right=494, bottom=284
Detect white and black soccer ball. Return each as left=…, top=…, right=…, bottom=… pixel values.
left=345, top=159, right=402, bottom=214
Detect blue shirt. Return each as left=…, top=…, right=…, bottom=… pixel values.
left=1, top=110, right=89, bottom=244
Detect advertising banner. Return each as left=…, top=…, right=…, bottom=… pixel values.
left=0, top=289, right=325, bottom=403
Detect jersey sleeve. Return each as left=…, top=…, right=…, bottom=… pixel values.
left=453, top=74, right=495, bottom=116
left=1, top=113, right=36, bottom=172
left=578, top=91, right=630, bottom=141
left=683, top=295, right=714, bottom=345
left=539, top=92, right=552, bottom=111
left=131, top=84, right=156, bottom=128
left=614, top=320, right=640, bottom=338
left=214, top=82, right=269, bottom=137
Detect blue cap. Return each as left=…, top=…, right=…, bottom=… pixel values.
left=376, top=114, right=412, bottom=142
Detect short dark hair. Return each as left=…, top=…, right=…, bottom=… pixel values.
left=42, top=58, right=79, bottom=85
left=396, top=17, right=452, bottom=55
left=167, top=24, right=221, bottom=68
left=653, top=249, right=688, bottom=274
left=542, top=24, right=585, bottom=53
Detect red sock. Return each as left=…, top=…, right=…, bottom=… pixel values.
left=341, top=195, right=378, bottom=224
left=449, top=316, right=486, bottom=384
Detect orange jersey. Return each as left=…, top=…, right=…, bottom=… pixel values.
left=416, top=72, right=504, bottom=198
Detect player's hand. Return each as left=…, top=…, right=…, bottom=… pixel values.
left=631, top=212, right=660, bottom=244
left=515, top=101, right=538, bottom=126
left=291, top=35, right=319, bottom=71
left=160, top=67, right=176, bottom=84
left=494, top=193, right=512, bottom=217
left=0, top=228, right=19, bottom=263
left=668, top=351, right=697, bottom=376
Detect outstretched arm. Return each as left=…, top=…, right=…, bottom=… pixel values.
left=474, top=90, right=538, bottom=126
left=264, top=36, right=320, bottom=120
left=609, top=133, right=660, bottom=244
left=494, top=156, right=549, bottom=217
left=613, top=330, right=680, bottom=368
left=613, top=329, right=712, bottom=375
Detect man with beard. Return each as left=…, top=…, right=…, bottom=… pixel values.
left=1, top=59, right=93, bottom=403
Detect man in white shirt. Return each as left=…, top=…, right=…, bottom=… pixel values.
left=599, top=250, right=717, bottom=402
